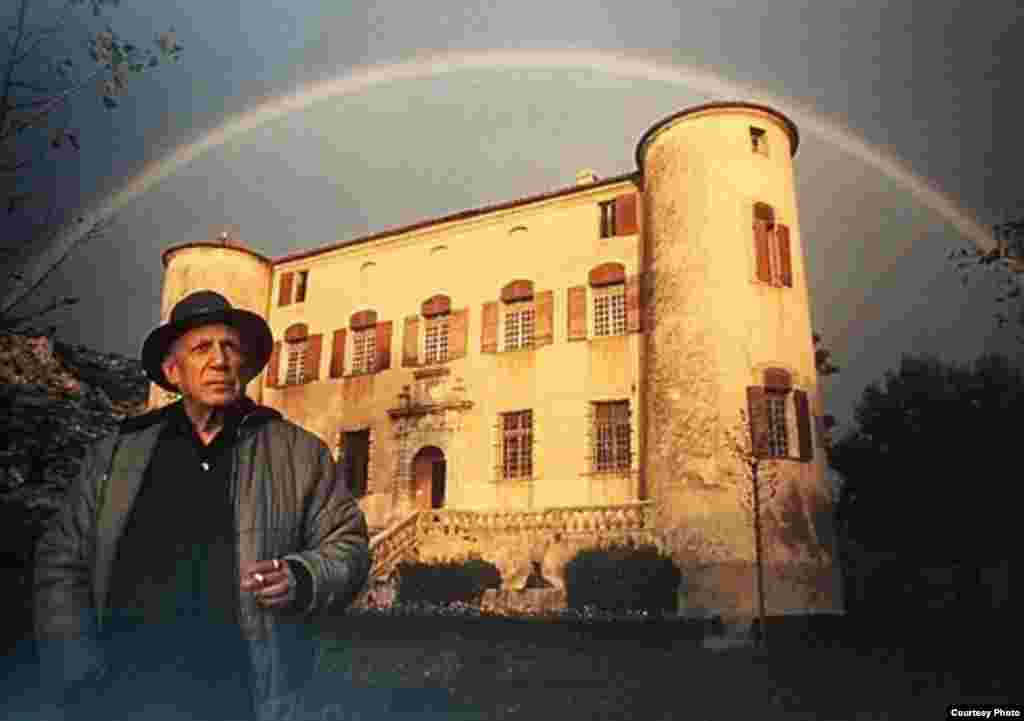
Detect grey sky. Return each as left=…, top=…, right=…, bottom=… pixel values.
left=6, top=0, right=1022, bottom=430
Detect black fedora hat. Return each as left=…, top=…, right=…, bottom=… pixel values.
left=142, top=290, right=273, bottom=392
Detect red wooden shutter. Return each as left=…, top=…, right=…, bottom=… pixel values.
left=330, top=329, right=347, bottom=378
left=626, top=274, right=642, bottom=333
left=265, top=341, right=281, bottom=388
left=501, top=280, right=534, bottom=303
left=763, top=367, right=792, bottom=392
left=481, top=301, right=498, bottom=353
left=375, top=321, right=392, bottom=372
left=777, top=224, right=793, bottom=287
left=305, top=334, right=322, bottom=381
left=589, top=262, right=626, bottom=288
left=567, top=286, right=587, bottom=341
left=402, top=316, right=419, bottom=367
left=449, top=307, right=469, bottom=359
left=794, top=389, right=813, bottom=461
left=746, top=386, right=769, bottom=458
left=535, top=290, right=553, bottom=346
left=754, top=221, right=772, bottom=283
left=615, top=193, right=638, bottom=236
left=421, top=294, right=451, bottom=318
left=278, top=272, right=294, bottom=307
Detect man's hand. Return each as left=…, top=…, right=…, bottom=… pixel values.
left=240, top=559, right=296, bottom=610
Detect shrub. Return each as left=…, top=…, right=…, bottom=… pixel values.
left=564, top=542, right=681, bottom=615
left=395, top=556, right=501, bottom=606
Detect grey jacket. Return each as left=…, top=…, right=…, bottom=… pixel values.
left=33, top=399, right=371, bottom=720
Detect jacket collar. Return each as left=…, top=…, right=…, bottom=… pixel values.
left=120, top=395, right=282, bottom=437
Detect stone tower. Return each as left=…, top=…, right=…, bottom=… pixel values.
left=636, top=102, right=841, bottom=618
left=148, top=235, right=273, bottom=408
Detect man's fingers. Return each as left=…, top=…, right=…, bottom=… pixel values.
left=242, top=559, right=281, bottom=575
left=256, top=580, right=291, bottom=599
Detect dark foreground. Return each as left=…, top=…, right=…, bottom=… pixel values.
left=1, top=612, right=1014, bottom=720
left=314, top=611, right=1014, bottom=720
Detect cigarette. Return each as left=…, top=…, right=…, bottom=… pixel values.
left=273, top=559, right=280, bottom=571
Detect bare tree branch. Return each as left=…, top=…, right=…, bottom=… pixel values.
left=1, top=214, right=111, bottom=323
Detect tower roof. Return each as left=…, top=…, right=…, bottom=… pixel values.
left=635, top=101, right=800, bottom=169
left=161, top=241, right=272, bottom=268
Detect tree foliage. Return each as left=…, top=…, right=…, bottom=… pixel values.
left=831, top=352, right=1022, bottom=557
left=948, top=217, right=1024, bottom=345
left=1, top=0, right=183, bottom=330
left=813, top=331, right=840, bottom=377
left=564, top=542, right=680, bottom=615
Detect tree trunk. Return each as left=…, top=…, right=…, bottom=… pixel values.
left=752, top=467, right=768, bottom=647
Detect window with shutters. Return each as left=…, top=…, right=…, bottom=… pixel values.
left=749, top=371, right=813, bottom=462
left=599, top=200, right=616, bottom=239
left=294, top=270, right=309, bottom=303
left=593, top=400, right=631, bottom=472
left=753, top=203, right=793, bottom=288
left=351, top=328, right=376, bottom=375
left=284, top=339, right=307, bottom=386
left=500, top=410, right=533, bottom=479
left=750, top=126, right=769, bottom=156
left=593, top=284, right=627, bottom=337
left=424, top=316, right=449, bottom=365
left=503, top=302, right=535, bottom=351
left=279, top=270, right=309, bottom=307
left=766, top=393, right=789, bottom=458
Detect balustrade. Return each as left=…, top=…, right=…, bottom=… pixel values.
left=369, top=511, right=419, bottom=576
left=363, top=502, right=656, bottom=586
left=417, top=501, right=655, bottom=537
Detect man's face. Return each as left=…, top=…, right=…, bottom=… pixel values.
left=162, top=323, right=246, bottom=407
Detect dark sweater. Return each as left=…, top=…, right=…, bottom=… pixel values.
left=104, top=400, right=252, bottom=717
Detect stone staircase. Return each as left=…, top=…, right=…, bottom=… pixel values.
left=354, top=501, right=657, bottom=607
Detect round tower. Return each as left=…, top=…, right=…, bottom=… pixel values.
left=148, top=236, right=273, bottom=409
left=636, top=102, right=841, bottom=619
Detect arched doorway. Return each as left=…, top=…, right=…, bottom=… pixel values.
left=412, top=446, right=446, bottom=510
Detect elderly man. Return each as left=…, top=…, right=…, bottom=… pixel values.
left=33, top=290, right=371, bottom=721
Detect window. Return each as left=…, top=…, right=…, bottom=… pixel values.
left=351, top=328, right=376, bottom=374
left=284, top=339, right=307, bottom=386
left=278, top=270, right=309, bottom=307
left=599, top=200, right=616, bottom=238
left=766, top=393, right=789, bottom=458
left=593, top=284, right=627, bottom=337
left=504, top=304, right=535, bottom=351
left=501, top=410, right=533, bottom=479
left=750, top=126, right=768, bottom=156
left=294, top=270, right=309, bottom=303
left=341, top=429, right=370, bottom=498
left=593, top=401, right=631, bottom=472
left=424, top=316, right=449, bottom=364
left=748, top=371, right=813, bottom=462
left=753, top=203, right=792, bottom=288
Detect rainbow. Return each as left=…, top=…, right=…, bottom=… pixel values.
left=5, top=49, right=996, bottom=309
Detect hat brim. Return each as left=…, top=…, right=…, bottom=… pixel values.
left=142, top=308, right=273, bottom=393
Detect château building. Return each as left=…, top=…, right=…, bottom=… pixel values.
left=149, top=102, right=841, bottom=619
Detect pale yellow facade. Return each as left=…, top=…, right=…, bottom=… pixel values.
left=150, top=103, right=842, bottom=619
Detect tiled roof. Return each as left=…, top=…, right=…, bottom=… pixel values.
left=272, top=171, right=639, bottom=266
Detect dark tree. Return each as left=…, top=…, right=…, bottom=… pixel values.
left=830, top=353, right=1020, bottom=614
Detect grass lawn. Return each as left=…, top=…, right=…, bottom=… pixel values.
left=313, top=616, right=1013, bottom=720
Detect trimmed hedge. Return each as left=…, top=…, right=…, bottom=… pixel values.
left=395, top=557, right=502, bottom=606
left=565, top=542, right=681, bottom=615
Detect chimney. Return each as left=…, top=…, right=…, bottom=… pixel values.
left=209, top=224, right=242, bottom=246
left=575, top=169, right=599, bottom=186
